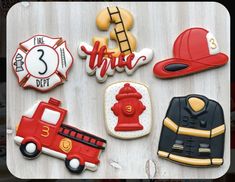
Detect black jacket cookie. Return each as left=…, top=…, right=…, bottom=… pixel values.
left=157, top=94, right=225, bottom=167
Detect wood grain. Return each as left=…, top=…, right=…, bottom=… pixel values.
left=7, top=2, right=230, bottom=179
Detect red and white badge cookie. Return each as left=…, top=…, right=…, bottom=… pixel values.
left=12, top=35, right=73, bottom=92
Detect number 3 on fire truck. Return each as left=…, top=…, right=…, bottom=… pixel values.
left=41, top=126, right=50, bottom=137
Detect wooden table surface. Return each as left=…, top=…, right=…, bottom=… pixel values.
left=6, top=2, right=230, bottom=179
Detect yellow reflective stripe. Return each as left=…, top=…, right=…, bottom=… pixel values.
left=163, top=117, right=225, bottom=138
left=158, top=151, right=223, bottom=166
left=169, top=154, right=211, bottom=166
left=211, top=124, right=225, bottom=138
left=178, top=127, right=210, bottom=138
left=163, top=117, right=178, bottom=133
left=212, top=158, right=223, bottom=165
left=157, top=150, right=169, bottom=158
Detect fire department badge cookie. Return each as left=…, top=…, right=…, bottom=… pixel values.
left=157, top=94, right=225, bottom=167
left=153, top=27, right=228, bottom=79
left=14, top=98, right=106, bottom=174
left=78, top=6, right=154, bottom=82
left=12, top=35, right=74, bottom=92
left=104, top=81, right=152, bottom=139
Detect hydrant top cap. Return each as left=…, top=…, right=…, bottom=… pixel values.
left=116, top=83, right=142, bottom=100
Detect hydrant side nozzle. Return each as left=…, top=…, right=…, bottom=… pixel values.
left=111, top=103, right=119, bottom=116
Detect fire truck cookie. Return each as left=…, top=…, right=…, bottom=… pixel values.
left=104, top=81, right=152, bottom=139
left=153, top=27, right=228, bottom=79
left=157, top=94, right=225, bottom=167
left=14, top=98, right=106, bottom=174
left=12, top=35, right=74, bottom=92
left=78, top=6, right=154, bottom=82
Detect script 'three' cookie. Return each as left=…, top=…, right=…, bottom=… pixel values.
left=12, top=35, right=73, bottom=92
left=78, top=6, right=153, bottom=82
left=14, top=98, right=106, bottom=174
left=104, top=81, right=152, bottom=139
left=157, top=94, right=225, bottom=167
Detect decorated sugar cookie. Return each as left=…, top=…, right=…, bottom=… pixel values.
left=78, top=7, right=154, bottom=82
left=104, top=81, right=152, bottom=139
left=157, top=94, right=225, bottom=167
left=153, top=27, right=228, bottom=79
left=12, top=35, right=73, bottom=92
left=14, top=98, right=106, bottom=174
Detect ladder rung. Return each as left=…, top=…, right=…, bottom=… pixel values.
left=109, top=11, right=119, bottom=15
left=115, top=21, right=122, bottom=24
left=115, top=30, right=125, bottom=34
left=122, top=48, right=131, bottom=53
left=119, top=39, right=128, bottom=43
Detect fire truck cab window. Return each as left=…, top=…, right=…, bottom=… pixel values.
left=41, top=108, right=61, bottom=125
left=24, top=102, right=40, bottom=118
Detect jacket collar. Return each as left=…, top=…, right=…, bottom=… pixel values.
left=185, top=94, right=209, bottom=116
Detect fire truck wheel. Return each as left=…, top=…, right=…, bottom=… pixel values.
left=20, top=142, right=40, bottom=159
left=65, top=158, right=85, bottom=174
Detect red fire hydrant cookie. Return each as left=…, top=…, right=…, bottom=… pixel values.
left=14, top=98, right=106, bottom=174
left=78, top=7, right=154, bottom=82
left=104, top=81, right=152, bottom=139
left=153, top=27, right=228, bottom=79
left=12, top=35, right=74, bottom=92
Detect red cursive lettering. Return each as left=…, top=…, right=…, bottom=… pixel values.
left=81, top=41, right=145, bottom=78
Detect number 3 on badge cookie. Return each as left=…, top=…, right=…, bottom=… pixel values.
left=94, top=7, right=136, bottom=57
left=12, top=35, right=74, bottom=92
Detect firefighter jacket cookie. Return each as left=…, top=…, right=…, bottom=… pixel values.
left=104, top=82, right=152, bottom=139
left=157, top=94, right=225, bottom=167
left=78, top=6, right=154, bottom=82
left=12, top=35, right=74, bottom=92
left=14, top=98, right=106, bottom=174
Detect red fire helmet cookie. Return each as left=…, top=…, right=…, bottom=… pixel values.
left=104, top=81, right=152, bottom=139
left=14, top=98, right=106, bottom=174
left=12, top=35, right=73, bottom=92
left=153, top=27, right=228, bottom=79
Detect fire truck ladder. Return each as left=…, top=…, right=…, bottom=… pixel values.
left=59, top=124, right=106, bottom=150
left=107, top=6, right=132, bottom=54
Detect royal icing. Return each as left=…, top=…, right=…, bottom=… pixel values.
left=12, top=35, right=73, bottom=92
left=112, top=83, right=146, bottom=131
left=14, top=98, right=106, bottom=174
left=104, top=81, right=152, bottom=139
left=157, top=94, right=225, bottom=167
left=78, top=6, right=153, bottom=82
left=153, top=27, right=228, bottom=79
